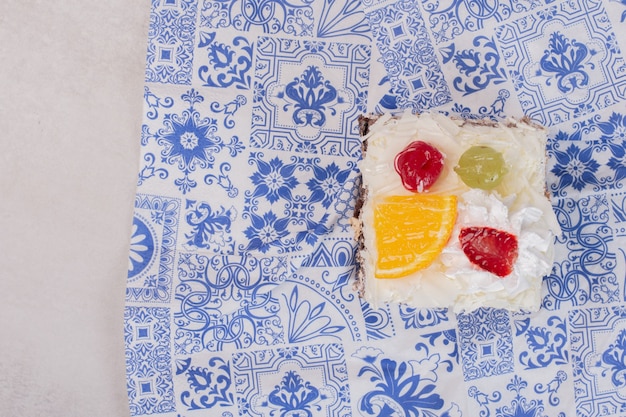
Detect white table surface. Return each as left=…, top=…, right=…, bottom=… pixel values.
left=0, top=1, right=148, bottom=415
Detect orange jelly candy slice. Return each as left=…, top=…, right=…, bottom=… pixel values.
left=374, top=194, right=457, bottom=278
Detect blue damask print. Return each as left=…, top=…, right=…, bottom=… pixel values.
left=144, top=86, right=174, bottom=120
left=399, top=306, right=450, bottom=329
left=283, top=285, right=345, bottom=343
left=156, top=89, right=225, bottom=194
left=200, top=0, right=314, bottom=36
left=548, top=142, right=601, bottom=194
left=457, top=308, right=513, bottom=381
left=600, top=328, right=626, bottom=392
left=544, top=194, right=618, bottom=310
left=184, top=199, right=238, bottom=253
left=366, top=0, right=452, bottom=112
left=448, top=89, right=510, bottom=120
left=128, top=214, right=157, bottom=281
left=361, top=299, right=395, bottom=340
left=569, top=306, right=626, bottom=416
left=496, top=0, right=626, bottom=126
left=470, top=375, right=552, bottom=417
left=173, top=254, right=286, bottom=353
left=248, top=155, right=300, bottom=204
left=197, top=31, right=253, bottom=89
left=546, top=139, right=626, bottom=197
left=127, top=194, right=180, bottom=303
left=297, top=238, right=355, bottom=268
left=551, top=111, right=626, bottom=142
left=204, top=162, right=239, bottom=197
left=242, top=152, right=357, bottom=253
left=210, top=94, right=247, bottom=128
left=537, top=31, right=593, bottom=94
left=353, top=345, right=460, bottom=417
left=440, top=35, right=506, bottom=96
left=422, top=0, right=542, bottom=43
left=252, top=37, right=369, bottom=156
left=280, top=65, right=343, bottom=130
left=175, top=355, right=234, bottom=411
left=266, top=370, right=328, bottom=416
left=137, top=153, right=168, bottom=186
left=233, top=344, right=350, bottom=417
left=146, top=0, right=198, bottom=84
left=514, top=315, right=568, bottom=369
left=125, top=307, right=175, bottom=416
left=286, top=271, right=362, bottom=341
left=317, top=0, right=370, bottom=39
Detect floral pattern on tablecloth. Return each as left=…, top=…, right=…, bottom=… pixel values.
left=125, top=0, right=626, bottom=415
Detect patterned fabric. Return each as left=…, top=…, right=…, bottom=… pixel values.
left=125, top=0, right=626, bottom=416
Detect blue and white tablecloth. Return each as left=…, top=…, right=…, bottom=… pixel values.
left=124, top=0, right=626, bottom=416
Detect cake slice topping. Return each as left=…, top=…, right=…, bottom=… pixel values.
left=454, top=145, right=507, bottom=190
left=394, top=141, right=444, bottom=192
left=458, top=226, right=519, bottom=277
left=374, top=194, right=457, bottom=278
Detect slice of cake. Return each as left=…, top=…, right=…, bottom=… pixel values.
left=354, top=112, right=560, bottom=312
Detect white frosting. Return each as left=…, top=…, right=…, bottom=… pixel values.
left=358, top=112, right=560, bottom=312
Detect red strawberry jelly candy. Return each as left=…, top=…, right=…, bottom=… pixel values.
left=394, top=141, right=444, bottom=192
left=459, top=226, right=519, bottom=277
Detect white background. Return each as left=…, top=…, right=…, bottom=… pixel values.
left=0, top=1, right=149, bottom=415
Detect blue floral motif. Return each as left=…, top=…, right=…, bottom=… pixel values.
left=233, top=344, right=349, bottom=417
left=496, top=0, right=626, bottom=126
left=548, top=143, right=600, bottom=194
left=125, top=307, right=175, bottom=415
left=228, top=0, right=314, bottom=36
left=360, top=299, right=395, bottom=340
left=279, top=66, right=340, bottom=129
left=177, top=356, right=234, bottom=410
left=601, top=328, right=626, bottom=391
left=448, top=88, right=510, bottom=120
left=174, top=254, right=286, bottom=353
left=146, top=0, right=198, bottom=84
left=127, top=195, right=180, bottom=303
left=442, top=36, right=506, bottom=95
left=366, top=0, right=451, bottom=112
left=534, top=371, right=568, bottom=407
left=156, top=89, right=225, bottom=194
left=422, top=0, right=540, bottom=44
left=128, top=215, right=156, bottom=281
left=198, top=31, right=253, bottom=89
left=185, top=200, right=237, bottom=253
left=284, top=285, right=345, bottom=343
left=210, top=94, right=247, bottom=128
left=204, top=162, right=239, bottom=198
left=249, top=154, right=300, bottom=204
left=137, top=153, right=168, bottom=186
left=298, top=238, right=356, bottom=268
left=399, top=306, right=449, bottom=329
left=144, top=86, right=174, bottom=120
left=544, top=195, right=618, bottom=310
left=306, top=161, right=352, bottom=209
left=538, top=32, right=591, bottom=94
left=596, top=112, right=626, bottom=141
left=266, top=370, right=325, bottom=416
left=243, top=210, right=290, bottom=253
left=569, top=307, right=626, bottom=414
left=354, top=345, right=446, bottom=417
left=317, top=0, right=370, bottom=39
left=457, top=308, right=514, bottom=380
left=253, top=36, right=369, bottom=156
left=515, top=316, right=569, bottom=369
left=496, top=376, right=545, bottom=417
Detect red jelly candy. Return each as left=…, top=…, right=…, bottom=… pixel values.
left=459, top=226, right=519, bottom=277
left=394, top=141, right=444, bottom=192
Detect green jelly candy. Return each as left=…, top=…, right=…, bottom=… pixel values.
left=454, top=145, right=507, bottom=190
